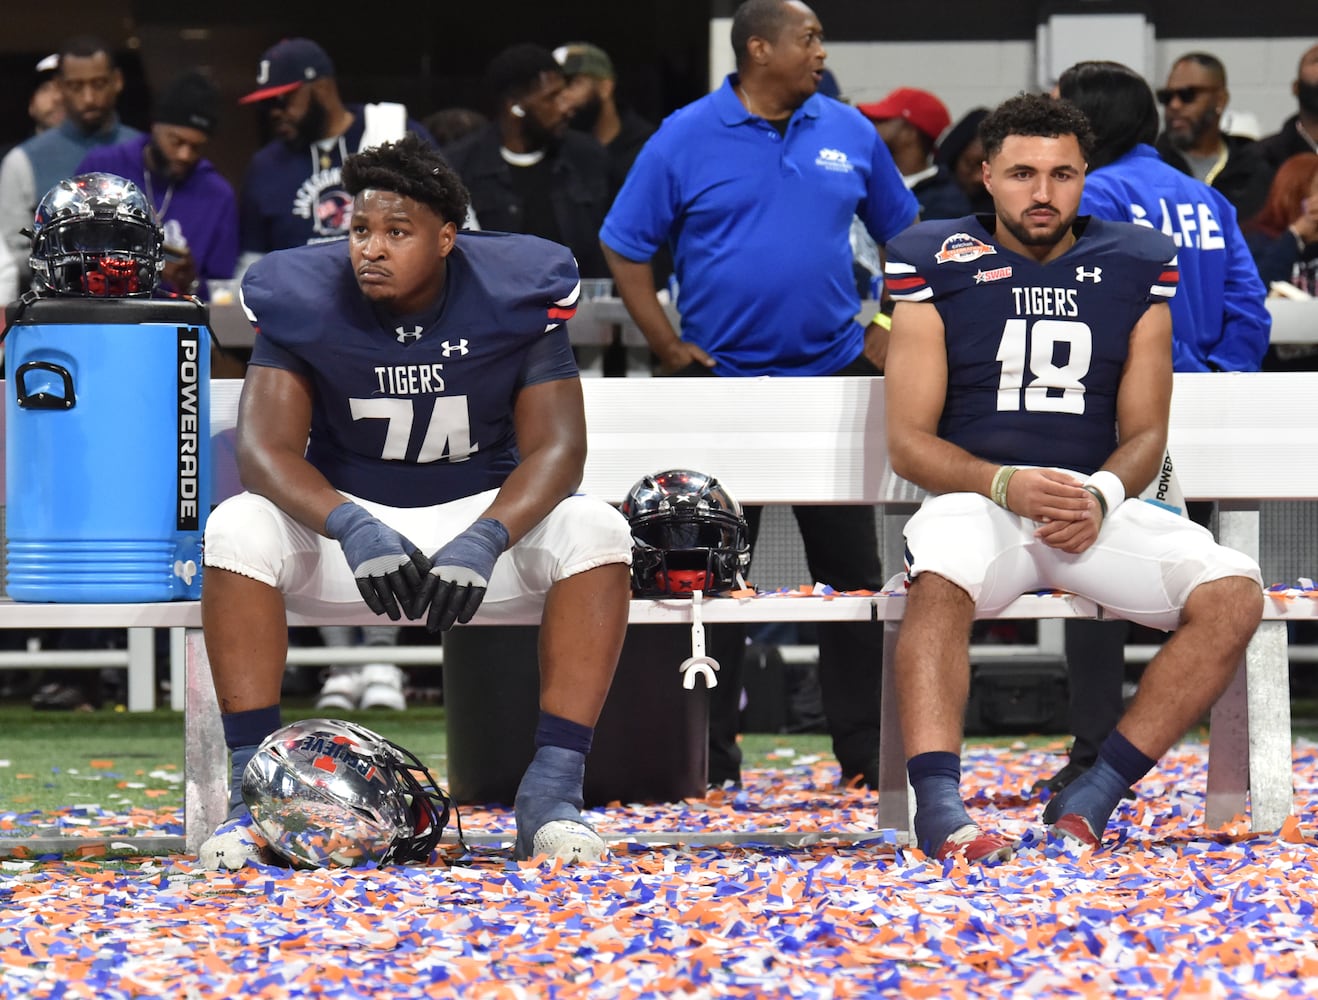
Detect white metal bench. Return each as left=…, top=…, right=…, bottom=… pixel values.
left=0, top=373, right=1313, bottom=856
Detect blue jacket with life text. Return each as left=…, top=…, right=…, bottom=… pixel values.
left=1080, top=143, right=1269, bottom=372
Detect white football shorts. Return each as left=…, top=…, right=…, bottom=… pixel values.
left=903, top=490, right=1261, bottom=632
left=203, top=488, right=633, bottom=621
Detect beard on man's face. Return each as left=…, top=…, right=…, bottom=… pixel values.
left=569, top=93, right=603, bottom=133
left=998, top=205, right=1075, bottom=249
left=284, top=95, right=329, bottom=150
left=1298, top=79, right=1318, bottom=117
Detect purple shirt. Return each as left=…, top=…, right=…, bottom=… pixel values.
left=77, top=134, right=238, bottom=300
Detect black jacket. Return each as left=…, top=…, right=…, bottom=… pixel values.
left=911, top=165, right=973, bottom=222
left=1155, top=131, right=1272, bottom=221
left=445, top=124, right=612, bottom=277
left=1254, top=114, right=1318, bottom=174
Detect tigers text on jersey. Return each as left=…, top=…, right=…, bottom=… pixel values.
left=885, top=215, right=1178, bottom=476
left=240, top=230, right=581, bottom=506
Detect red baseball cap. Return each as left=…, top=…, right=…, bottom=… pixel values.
left=239, top=38, right=335, bottom=104
left=856, top=87, right=953, bottom=145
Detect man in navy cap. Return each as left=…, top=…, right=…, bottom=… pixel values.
left=236, top=37, right=439, bottom=713
left=236, top=37, right=435, bottom=268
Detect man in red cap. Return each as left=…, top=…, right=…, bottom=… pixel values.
left=858, top=87, right=971, bottom=220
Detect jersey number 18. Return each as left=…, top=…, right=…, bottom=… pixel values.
left=995, top=318, right=1092, bottom=414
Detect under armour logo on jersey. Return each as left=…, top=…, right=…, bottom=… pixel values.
left=1075, top=266, right=1103, bottom=283
left=395, top=326, right=424, bottom=343
left=441, top=339, right=470, bottom=357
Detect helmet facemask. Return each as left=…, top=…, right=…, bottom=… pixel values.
left=27, top=173, right=164, bottom=298
left=622, top=470, right=751, bottom=597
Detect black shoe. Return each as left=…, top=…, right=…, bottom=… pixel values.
left=1032, top=758, right=1135, bottom=800
left=31, top=681, right=99, bottom=711
left=1031, top=758, right=1091, bottom=795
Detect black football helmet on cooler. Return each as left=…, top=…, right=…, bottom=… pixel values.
left=27, top=172, right=164, bottom=297
left=622, top=468, right=751, bottom=596
left=242, top=718, right=458, bottom=868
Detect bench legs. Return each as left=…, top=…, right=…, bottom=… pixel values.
left=184, top=628, right=227, bottom=855
left=875, top=620, right=914, bottom=839
left=1206, top=621, right=1292, bottom=832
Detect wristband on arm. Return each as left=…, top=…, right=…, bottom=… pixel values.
left=990, top=465, right=1018, bottom=510
left=1082, top=470, right=1125, bottom=521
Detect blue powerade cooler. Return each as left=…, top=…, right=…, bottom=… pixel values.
left=4, top=297, right=211, bottom=602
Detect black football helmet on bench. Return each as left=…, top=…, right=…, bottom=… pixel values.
left=622, top=468, right=750, bottom=596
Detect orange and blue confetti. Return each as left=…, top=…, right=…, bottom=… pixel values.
left=1, top=739, right=1316, bottom=997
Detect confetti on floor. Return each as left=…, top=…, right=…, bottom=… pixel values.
left=1, top=739, right=1317, bottom=998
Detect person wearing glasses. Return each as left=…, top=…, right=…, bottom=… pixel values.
left=1154, top=52, right=1272, bottom=220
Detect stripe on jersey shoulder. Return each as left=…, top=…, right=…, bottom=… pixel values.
left=889, top=286, right=934, bottom=302
left=884, top=260, right=917, bottom=275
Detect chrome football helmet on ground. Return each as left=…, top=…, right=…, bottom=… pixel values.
left=243, top=718, right=459, bottom=868
left=622, top=468, right=751, bottom=596
left=27, top=172, right=164, bottom=297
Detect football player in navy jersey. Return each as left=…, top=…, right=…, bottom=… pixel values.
left=882, top=94, right=1263, bottom=863
left=197, top=133, right=633, bottom=870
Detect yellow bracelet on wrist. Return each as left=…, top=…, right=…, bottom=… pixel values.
left=990, top=465, right=1018, bottom=510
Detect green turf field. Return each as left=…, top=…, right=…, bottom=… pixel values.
left=0, top=702, right=842, bottom=814
left=2, top=696, right=1314, bottom=816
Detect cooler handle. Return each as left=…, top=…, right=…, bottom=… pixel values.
left=15, top=361, right=76, bottom=410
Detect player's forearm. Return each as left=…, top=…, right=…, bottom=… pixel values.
left=237, top=447, right=348, bottom=537
left=478, top=440, right=585, bottom=546
left=889, top=429, right=997, bottom=499
left=1100, top=426, right=1167, bottom=499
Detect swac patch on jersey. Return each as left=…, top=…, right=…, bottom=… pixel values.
left=974, top=265, right=1013, bottom=284
left=935, top=233, right=998, bottom=265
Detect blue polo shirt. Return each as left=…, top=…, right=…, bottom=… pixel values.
left=601, top=75, right=917, bottom=377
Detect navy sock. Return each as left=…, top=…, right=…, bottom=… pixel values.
left=535, top=711, right=594, bottom=755
left=1043, top=729, right=1158, bottom=832
left=222, top=705, right=282, bottom=749
left=514, top=745, right=589, bottom=858
left=222, top=706, right=281, bottom=821
left=907, top=751, right=973, bottom=855
left=1097, top=729, right=1157, bottom=788
left=227, top=745, right=259, bottom=819
left=1042, top=756, right=1131, bottom=834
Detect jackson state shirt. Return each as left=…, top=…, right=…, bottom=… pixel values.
left=884, top=215, right=1178, bottom=475
left=240, top=230, right=580, bottom=506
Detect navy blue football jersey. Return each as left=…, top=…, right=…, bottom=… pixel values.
left=241, top=230, right=581, bottom=506
left=885, top=215, right=1178, bottom=475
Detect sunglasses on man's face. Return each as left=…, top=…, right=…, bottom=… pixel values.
left=1156, top=85, right=1215, bottom=106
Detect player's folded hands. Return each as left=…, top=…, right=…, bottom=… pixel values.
left=325, top=501, right=431, bottom=620
left=409, top=517, right=510, bottom=633
left=1011, top=468, right=1091, bottom=522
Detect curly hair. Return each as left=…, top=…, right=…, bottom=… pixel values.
left=978, top=92, right=1095, bottom=163
left=342, top=133, right=470, bottom=226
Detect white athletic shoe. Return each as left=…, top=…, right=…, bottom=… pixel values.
left=358, top=663, right=407, bottom=711
left=520, top=820, right=609, bottom=865
left=315, top=665, right=366, bottom=711
left=197, top=813, right=276, bottom=870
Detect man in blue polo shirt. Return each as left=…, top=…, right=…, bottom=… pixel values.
left=601, top=0, right=917, bottom=790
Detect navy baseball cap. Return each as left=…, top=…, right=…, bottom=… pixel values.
left=239, top=38, right=334, bottom=104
